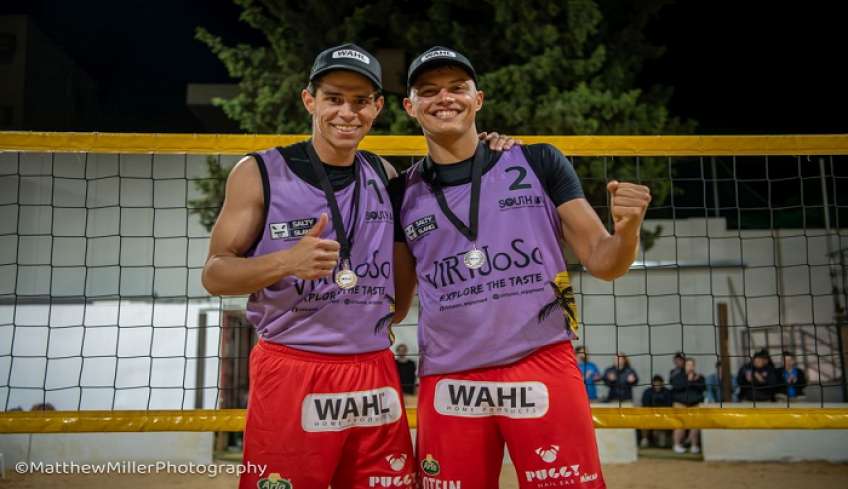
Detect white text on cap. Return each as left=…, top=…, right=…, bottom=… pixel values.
left=332, top=49, right=371, bottom=64
left=421, top=50, right=457, bottom=62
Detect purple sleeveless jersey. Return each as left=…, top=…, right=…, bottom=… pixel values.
left=400, top=145, right=577, bottom=375
left=246, top=147, right=395, bottom=354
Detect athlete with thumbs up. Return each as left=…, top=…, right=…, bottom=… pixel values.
left=202, top=44, right=414, bottom=489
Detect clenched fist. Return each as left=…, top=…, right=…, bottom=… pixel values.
left=607, top=181, right=651, bottom=238
left=283, top=213, right=341, bottom=280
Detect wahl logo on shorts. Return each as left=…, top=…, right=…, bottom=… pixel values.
left=434, top=380, right=549, bottom=418
left=270, top=217, right=317, bottom=240
left=404, top=214, right=438, bottom=241
left=301, top=386, right=402, bottom=432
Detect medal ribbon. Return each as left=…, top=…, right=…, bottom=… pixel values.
left=428, top=143, right=485, bottom=244
left=304, top=141, right=361, bottom=266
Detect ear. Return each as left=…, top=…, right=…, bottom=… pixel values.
left=403, top=96, right=416, bottom=118
left=302, top=89, right=315, bottom=115
left=473, top=89, right=485, bottom=113
left=374, top=94, right=385, bottom=117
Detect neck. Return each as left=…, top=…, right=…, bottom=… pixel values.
left=311, top=135, right=356, bottom=166
left=425, top=128, right=479, bottom=164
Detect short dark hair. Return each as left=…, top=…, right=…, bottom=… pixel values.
left=306, top=73, right=382, bottom=98
left=652, top=375, right=664, bottom=383
left=306, top=80, right=319, bottom=96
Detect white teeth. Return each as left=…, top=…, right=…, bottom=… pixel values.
left=435, top=110, right=458, bottom=120
left=333, top=124, right=357, bottom=131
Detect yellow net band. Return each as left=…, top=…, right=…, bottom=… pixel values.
left=2, top=408, right=847, bottom=433
left=1, top=132, right=847, bottom=156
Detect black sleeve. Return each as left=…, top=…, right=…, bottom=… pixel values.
left=388, top=173, right=407, bottom=243
left=522, top=143, right=584, bottom=207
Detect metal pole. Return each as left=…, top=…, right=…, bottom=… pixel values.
left=195, top=312, right=207, bottom=409
left=718, top=303, right=733, bottom=403
left=711, top=157, right=721, bottom=218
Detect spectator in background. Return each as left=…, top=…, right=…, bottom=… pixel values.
left=776, top=351, right=807, bottom=401
left=640, top=374, right=673, bottom=448
left=671, top=357, right=706, bottom=454
left=737, top=349, right=778, bottom=402
left=603, top=353, right=639, bottom=403
left=706, top=360, right=737, bottom=403
left=394, top=343, right=417, bottom=395
left=669, top=352, right=685, bottom=380
left=576, top=346, right=601, bottom=401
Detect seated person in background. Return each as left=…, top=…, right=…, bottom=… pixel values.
left=603, top=353, right=639, bottom=403
left=737, top=349, right=778, bottom=402
left=670, top=357, right=706, bottom=454
left=706, top=360, right=737, bottom=403
left=576, top=346, right=602, bottom=401
left=640, top=374, right=673, bottom=448
left=394, top=343, right=417, bottom=395
left=776, top=351, right=807, bottom=401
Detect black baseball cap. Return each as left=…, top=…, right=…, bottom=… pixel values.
left=407, top=46, right=477, bottom=90
left=309, top=43, right=382, bottom=91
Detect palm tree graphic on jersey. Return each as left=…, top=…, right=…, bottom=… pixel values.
left=374, top=294, right=396, bottom=343
left=538, top=271, right=580, bottom=336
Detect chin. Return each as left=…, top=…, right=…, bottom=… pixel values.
left=329, top=132, right=365, bottom=148
left=422, top=121, right=467, bottom=138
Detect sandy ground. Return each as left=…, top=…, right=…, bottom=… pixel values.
left=1, top=460, right=846, bottom=489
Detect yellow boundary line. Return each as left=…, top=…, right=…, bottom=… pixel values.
left=1, top=132, right=847, bottom=156
left=1, top=408, right=847, bottom=433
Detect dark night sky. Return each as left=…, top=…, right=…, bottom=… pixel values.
left=2, top=0, right=846, bottom=133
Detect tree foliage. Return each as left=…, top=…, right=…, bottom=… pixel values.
left=193, top=0, right=694, bottom=247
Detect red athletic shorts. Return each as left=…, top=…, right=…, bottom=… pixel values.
left=240, top=340, right=415, bottom=489
left=416, top=341, right=605, bottom=489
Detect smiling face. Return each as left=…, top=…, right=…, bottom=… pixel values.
left=403, top=65, right=483, bottom=139
left=302, top=70, right=383, bottom=159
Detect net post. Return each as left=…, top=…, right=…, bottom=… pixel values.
left=718, top=302, right=733, bottom=403
left=195, top=311, right=207, bottom=409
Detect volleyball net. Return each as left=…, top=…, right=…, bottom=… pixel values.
left=0, top=132, right=847, bottom=433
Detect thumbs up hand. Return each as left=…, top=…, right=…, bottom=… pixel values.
left=607, top=181, right=651, bottom=239
left=282, top=213, right=341, bottom=280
